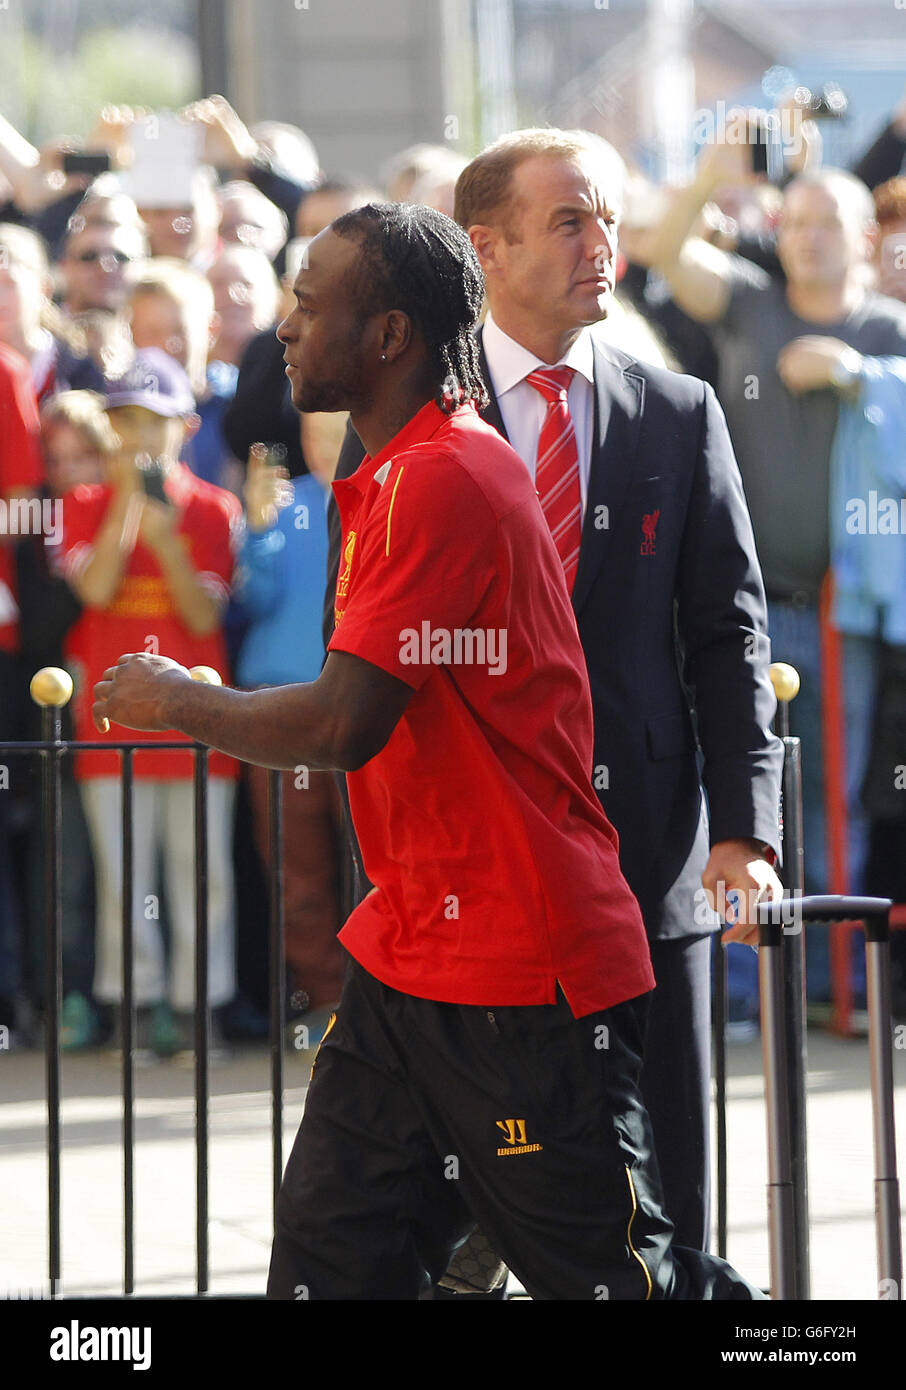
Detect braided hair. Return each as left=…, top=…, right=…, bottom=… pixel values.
left=331, top=201, right=489, bottom=413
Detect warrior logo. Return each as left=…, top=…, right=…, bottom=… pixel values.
left=496, top=1119, right=543, bottom=1156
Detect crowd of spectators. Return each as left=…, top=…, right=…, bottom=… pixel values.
left=0, top=82, right=904, bottom=1055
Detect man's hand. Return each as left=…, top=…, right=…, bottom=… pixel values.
left=702, top=838, right=784, bottom=947
left=107, top=445, right=145, bottom=498
left=777, top=336, right=862, bottom=394
left=244, top=444, right=293, bottom=531
left=181, top=95, right=258, bottom=171
left=12, top=141, right=92, bottom=213
left=695, top=113, right=762, bottom=192
left=85, top=105, right=147, bottom=168
left=93, top=653, right=192, bottom=733
left=137, top=495, right=179, bottom=553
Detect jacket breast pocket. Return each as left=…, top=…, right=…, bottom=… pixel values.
left=646, top=712, right=696, bottom=761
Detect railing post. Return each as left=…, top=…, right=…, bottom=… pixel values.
left=758, top=895, right=898, bottom=1300
left=30, top=667, right=73, bottom=1301
left=771, top=662, right=810, bottom=1300
left=758, top=898, right=797, bottom=1300
left=189, top=665, right=220, bottom=1296
left=193, top=739, right=210, bottom=1295
left=714, top=943, right=727, bottom=1259
left=267, top=769, right=286, bottom=1217
left=121, top=747, right=135, bottom=1295
left=863, top=905, right=902, bottom=1294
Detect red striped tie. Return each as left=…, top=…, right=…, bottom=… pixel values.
left=525, top=365, right=582, bottom=593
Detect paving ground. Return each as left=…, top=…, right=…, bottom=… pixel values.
left=0, top=1027, right=903, bottom=1300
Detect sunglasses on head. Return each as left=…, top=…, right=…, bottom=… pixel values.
left=74, top=249, right=133, bottom=265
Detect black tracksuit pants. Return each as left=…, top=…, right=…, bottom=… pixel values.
left=267, top=955, right=764, bottom=1301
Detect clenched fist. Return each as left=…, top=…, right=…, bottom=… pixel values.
left=93, top=652, right=192, bottom=733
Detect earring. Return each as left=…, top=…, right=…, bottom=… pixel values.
left=381, top=353, right=387, bottom=361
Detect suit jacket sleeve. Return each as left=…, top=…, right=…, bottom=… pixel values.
left=675, top=380, right=784, bottom=857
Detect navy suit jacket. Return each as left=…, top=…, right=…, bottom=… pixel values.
left=323, top=328, right=784, bottom=940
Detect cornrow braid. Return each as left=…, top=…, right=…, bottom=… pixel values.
left=331, top=201, right=489, bottom=414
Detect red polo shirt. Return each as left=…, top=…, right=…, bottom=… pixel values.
left=328, top=399, right=653, bottom=1018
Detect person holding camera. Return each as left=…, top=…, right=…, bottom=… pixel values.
left=60, top=348, right=241, bottom=1056
left=647, top=120, right=906, bottom=1011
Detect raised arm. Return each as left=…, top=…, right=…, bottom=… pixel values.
left=647, top=123, right=762, bottom=323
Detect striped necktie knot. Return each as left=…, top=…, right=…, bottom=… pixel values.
left=525, top=365, right=575, bottom=406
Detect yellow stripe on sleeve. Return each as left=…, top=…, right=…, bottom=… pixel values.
left=385, top=465, right=405, bottom=557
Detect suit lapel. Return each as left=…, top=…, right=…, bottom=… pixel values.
left=570, top=340, right=644, bottom=616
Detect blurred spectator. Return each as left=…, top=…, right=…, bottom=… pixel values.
left=223, top=251, right=306, bottom=481
left=380, top=142, right=462, bottom=202
left=217, top=181, right=288, bottom=265
left=128, top=257, right=243, bottom=493
left=853, top=86, right=906, bottom=193
left=127, top=257, right=215, bottom=397
left=0, top=112, right=94, bottom=222
left=252, top=121, right=320, bottom=189
left=0, top=109, right=146, bottom=256
left=233, top=447, right=344, bottom=1024
left=60, top=350, right=241, bottom=1056
left=651, top=140, right=906, bottom=1007
left=294, top=179, right=382, bottom=240
left=0, top=224, right=53, bottom=378
left=57, top=215, right=148, bottom=318
left=407, top=150, right=468, bottom=218
left=133, top=166, right=221, bottom=269
left=0, top=223, right=103, bottom=402
left=39, top=389, right=111, bottom=494
left=182, top=97, right=320, bottom=235
left=207, top=244, right=281, bottom=367
left=65, top=179, right=147, bottom=237
left=17, top=391, right=117, bottom=1047
left=872, top=177, right=906, bottom=302
left=0, top=340, right=43, bottom=1043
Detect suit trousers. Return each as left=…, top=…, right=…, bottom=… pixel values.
left=267, top=955, right=764, bottom=1300
left=640, top=933, right=712, bottom=1252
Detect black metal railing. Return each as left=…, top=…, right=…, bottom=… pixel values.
left=713, top=661, right=903, bottom=1300
left=8, top=663, right=904, bottom=1301
left=4, top=665, right=287, bottom=1298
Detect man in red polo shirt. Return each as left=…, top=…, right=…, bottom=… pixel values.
left=93, top=203, right=763, bottom=1299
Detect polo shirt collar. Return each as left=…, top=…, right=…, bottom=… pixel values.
left=482, top=311, right=595, bottom=396
left=340, top=399, right=473, bottom=499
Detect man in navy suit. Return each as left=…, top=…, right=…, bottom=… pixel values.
left=324, top=129, right=784, bottom=1272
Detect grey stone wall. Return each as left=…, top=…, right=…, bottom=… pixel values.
left=226, top=0, right=475, bottom=181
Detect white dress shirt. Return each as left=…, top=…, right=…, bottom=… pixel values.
left=481, top=311, right=595, bottom=515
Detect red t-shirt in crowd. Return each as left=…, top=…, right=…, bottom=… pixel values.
left=61, top=462, right=241, bottom=779
left=0, top=343, right=43, bottom=653
left=328, top=399, right=654, bottom=1019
